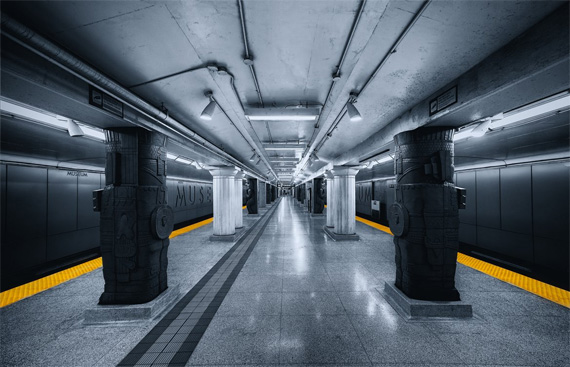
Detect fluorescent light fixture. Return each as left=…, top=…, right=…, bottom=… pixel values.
left=1, top=99, right=107, bottom=141
left=81, top=125, right=105, bottom=141
left=377, top=156, right=392, bottom=164
left=256, top=157, right=262, bottom=165
left=346, top=102, right=362, bottom=122
left=66, top=119, right=84, bottom=137
left=455, top=92, right=570, bottom=142
left=244, top=108, right=319, bottom=121
left=469, top=118, right=492, bottom=138
left=193, top=161, right=202, bottom=170
left=200, top=100, right=216, bottom=120
left=175, top=157, right=192, bottom=164
left=166, top=153, right=178, bottom=160
left=491, top=93, right=569, bottom=129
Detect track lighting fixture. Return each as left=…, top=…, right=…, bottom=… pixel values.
left=346, top=93, right=362, bottom=122
left=256, top=156, right=261, bottom=165
left=200, top=92, right=216, bottom=120
left=249, top=152, right=256, bottom=161
left=67, top=119, right=84, bottom=137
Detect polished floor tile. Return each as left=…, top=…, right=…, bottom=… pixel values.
left=1, top=197, right=568, bottom=367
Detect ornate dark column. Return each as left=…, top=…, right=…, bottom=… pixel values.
left=312, top=177, right=325, bottom=214
left=266, top=183, right=271, bottom=204
left=258, top=181, right=267, bottom=209
left=246, top=178, right=258, bottom=214
left=389, top=127, right=461, bottom=301
left=99, top=128, right=173, bottom=305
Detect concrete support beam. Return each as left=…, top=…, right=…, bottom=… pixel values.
left=209, top=166, right=237, bottom=240
left=324, top=171, right=334, bottom=228
left=324, top=166, right=360, bottom=241
left=234, top=172, right=245, bottom=229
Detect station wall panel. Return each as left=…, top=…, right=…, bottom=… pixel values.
left=532, top=163, right=569, bottom=242
left=47, top=169, right=78, bottom=235
left=355, top=181, right=372, bottom=216
left=5, top=165, right=47, bottom=269
left=476, top=169, right=500, bottom=229
left=500, top=166, right=532, bottom=235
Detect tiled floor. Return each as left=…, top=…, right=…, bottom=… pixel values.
left=1, top=197, right=568, bottom=366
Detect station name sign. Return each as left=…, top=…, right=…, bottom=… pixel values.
left=89, top=86, right=124, bottom=118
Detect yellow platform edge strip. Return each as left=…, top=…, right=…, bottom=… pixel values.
left=0, top=216, right=213, bottom=308
left=356, top=216, right=570, bottom=308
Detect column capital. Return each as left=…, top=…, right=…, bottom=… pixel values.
left=209, top=166, right=238, bottom=177
left=234, top=171, right=246, bottom=180
left=323, top=171, right=334, bottom=179
left=331, top=165, right=360, bottom=177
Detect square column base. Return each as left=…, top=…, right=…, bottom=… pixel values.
left=83, top=285, right=180, bottom=325
left=323, top=225, right=360, bottom=241
left=209, top=226, right=247, bottom=242
left=381, top=282, right=473, bottom=320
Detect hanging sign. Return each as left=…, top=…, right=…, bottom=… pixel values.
left=429, top=86, right=457, bottom=116
left=89, top=86, right=124, bottom=118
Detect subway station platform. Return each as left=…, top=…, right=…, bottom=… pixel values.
left=1, top=197, right=568, bottom=367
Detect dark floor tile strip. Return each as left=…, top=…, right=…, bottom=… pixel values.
left=169, top=204, right=281, bottom=365
left=117, top=200, right=280, bottom=367
left=169, top=204, right=282, bottom=366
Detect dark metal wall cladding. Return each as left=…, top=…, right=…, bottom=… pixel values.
left=476, top=169, right=501, bottom=229
left=48, top=169, right=78, bottom=235
left=501, top=166, right=532, bottom=235
left=532, top=163, right=569, bottom=242
left=167, top=180, right=213, bottom=225
left=532, top=163, right=569, bottom=270
left=355, top=181, right=372, bottom=216
left=456, top=161, right=569, bottom=274
left=4, top=165, right=48, bottom=270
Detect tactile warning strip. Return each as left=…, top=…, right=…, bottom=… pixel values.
left=0, top=257, right=102, bottom=308
left=0, top=217, right=213, bottom=308
left=118, top=200, right=281, bottom=367
left=356, top=216, right=570, bottom=308
left=456, top=253, right=570, bottom=308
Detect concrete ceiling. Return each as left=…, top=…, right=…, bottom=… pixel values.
left=1, top=0, right=567, bottom=184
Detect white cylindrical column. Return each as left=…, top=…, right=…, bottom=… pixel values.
left=234, top=172, right=245, bottom=229
left=324, top=171, right=334, bottom=228
left=209, top=167, right=237, bottom=236
left=331, top=166, right=360, bottom=235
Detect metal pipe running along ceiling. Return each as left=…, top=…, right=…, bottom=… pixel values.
left=0, top=13, right=270, bottom=182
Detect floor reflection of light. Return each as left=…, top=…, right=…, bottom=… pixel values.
left=353, top=270, right=369, bottom=292
left=366, top=297, right=377, bottom=315
left=378, top=301, right=398, bottom=331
